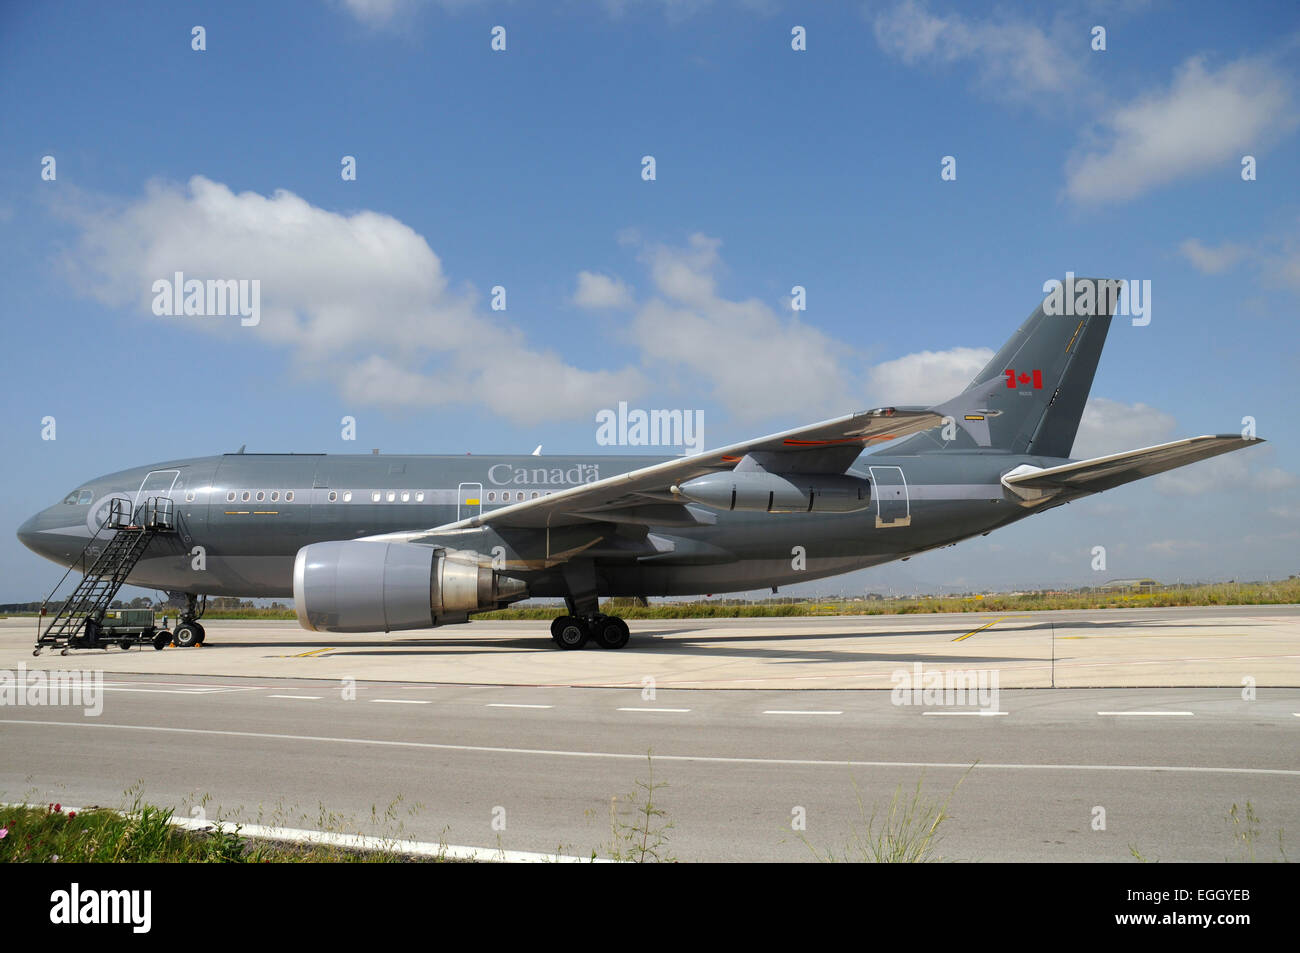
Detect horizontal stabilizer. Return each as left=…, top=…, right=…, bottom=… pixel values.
left=1002, top=435, right=1262, bottom=496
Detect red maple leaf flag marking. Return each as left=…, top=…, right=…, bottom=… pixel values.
left=1004, top=368, right=1043, bottom=389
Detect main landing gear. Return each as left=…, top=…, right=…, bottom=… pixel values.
left=550, top=614, right=631, bottom=651
left=172, top=592, right=207, bottom=648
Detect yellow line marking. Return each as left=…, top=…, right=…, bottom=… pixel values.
left=291, top=647, right=336, bottom=658
left=953, top=616, right=1008, bottom=642
left=1064, top=319, right=1084, bottom=353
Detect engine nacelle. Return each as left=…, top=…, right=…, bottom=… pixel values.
left=293, top=540, right=528, bottom=633
left=672, top=471, right=872, bottom=514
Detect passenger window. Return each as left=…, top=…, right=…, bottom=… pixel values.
left=371, top=491, right=381, bottom=502
left=401, top=491, right=410, bottom=502
left=185, top=491, right=195, bottom=503
left=271, top=491, right=279, bottom=502
left=488, top=492, right=496, bottom=502
left=241, top=491, right=250, bottom=502
left=530, top=491, right=539, bottom=499
left=416, top=491, right=424, bottom=502
left=286, top=491, right=294, bottom=502
left=328, top=491, right=337, bottom=502
left=343, top=491, right=352, bottom=502
left=256, top=491, right=265, bottom=502
left=227, top=492, right=235, bottom=503
left=386, top=491, right=395, bottom=502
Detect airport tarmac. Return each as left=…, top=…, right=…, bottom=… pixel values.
left=1, top=680, right=1296, bottom=861
left=4, top=605, right=1298, bottom=689
left=4, top=607, right=1296, bottom=861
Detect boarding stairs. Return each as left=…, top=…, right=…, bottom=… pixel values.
left=33, top=496, right=176, bottom=655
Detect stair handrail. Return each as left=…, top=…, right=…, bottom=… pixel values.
left=38, top=495, right=133, bottom=616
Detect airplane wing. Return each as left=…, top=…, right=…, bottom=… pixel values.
left=1002, top=435, right=1262, bottom=498
left=374, top=407, right=942, bottom=540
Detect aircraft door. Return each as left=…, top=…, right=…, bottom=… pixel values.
left=135, top=469, right=180, bottom=519
left=868, top=466, right=911, bottom=528
left=458, top=482, right=482, bottom=521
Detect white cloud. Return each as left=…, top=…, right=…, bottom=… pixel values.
left=572, top=270, right=634, bottom=310
left=1071, top=398, right=1177, bottom=460
left=1066, top=55, right=1295, bottom=203
left=1179, top=238, right=1246, bottom=275
left=871, top=1, right=1084, bottom=103
left=66, top=176, right=644, bottom=424
left=626, top=234, right=860, bottom=421
left=866, top=347, right=993, bottom=405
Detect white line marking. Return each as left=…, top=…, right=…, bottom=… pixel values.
left=617, top=707, right=691, bottom=713
left=487, top=703, right=553, bottom=709
left=763, top=710, right=843, bottom=716
left=1097, top=711, right=1194, bottom=716
left=99, top=687, right=227, bottom=695
left=268, top=695, right=321, bottom=700
left=6, top=719, right=1296, bottom=777
left=370, top=699, right=430, bottom=705
left=922, top=710, right=1007, bottom=716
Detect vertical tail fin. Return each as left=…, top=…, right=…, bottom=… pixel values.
left=895, top=277, right=1121, bottom=457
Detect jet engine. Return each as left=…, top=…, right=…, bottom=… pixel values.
left=293, top=540, right=528, bottom=633
left=672, top=471, right=872, bottom=513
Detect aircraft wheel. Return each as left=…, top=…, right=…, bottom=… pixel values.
left=550, top=616, right=568, bottom=641
left=554, top=618, right=589, bottom=650
left=193, top=623, right=206, bottom=645
left=594, top=616, right=630, bottom=650
left=153, top=630, right=171, bottom=651
left=173, top=623, right=200, bottom=648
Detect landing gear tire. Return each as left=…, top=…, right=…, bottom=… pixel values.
left=153, top=630, right=171, bottom=651
left=553, top=617, right=589, bottom=650
left=173, top=623, right=201, bottom=648
left=192, top=623, right=206, bottom=645
left=550, top=617, right=567, bottom=641
left=593, top=616, right=630, bottom=650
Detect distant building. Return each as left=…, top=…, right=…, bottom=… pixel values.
left=1099, top=578, right=1160, bottom=592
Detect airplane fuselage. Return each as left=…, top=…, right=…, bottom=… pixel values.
left=18, top=449, right=1063, bottom=601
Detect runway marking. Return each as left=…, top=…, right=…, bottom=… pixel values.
left=487, top=703, right=553, bottom=709
left=5, top=719, right=1298, bottom=777
left=99, top=686, right=229, bottom=695
left=762, top=710, right=842, bottom=716
left=616, top=707, right=691, bottom=713
left=952, top=617, right=1007, bottom=642
left=1097, top=711, right=1194, bottom=716
left=922, top=710, right=1007, bottom=716
left=371, top=699, right=430, bottom=705
left=292, top=648, right=336, bottom=658
left=268, top=695, right=321, bottom=700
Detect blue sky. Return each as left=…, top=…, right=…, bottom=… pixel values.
left=2, top=0, right=1298, bottom=601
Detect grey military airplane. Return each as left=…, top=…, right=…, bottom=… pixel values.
left=18, top=279, right=1260, bottom=650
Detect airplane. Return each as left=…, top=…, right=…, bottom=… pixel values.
left=17, top=278, right=1261, bottom=651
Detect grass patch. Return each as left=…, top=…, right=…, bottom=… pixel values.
left=0, top=799, right=458, bottom=863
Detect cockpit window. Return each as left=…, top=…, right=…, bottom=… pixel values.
left=63, top=491, right=80, bottom=504
left=77, top=490, right=93, bottom=505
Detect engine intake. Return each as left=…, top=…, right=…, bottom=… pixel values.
left=293, top=540, right=528, bottom=633
left=673, top=471, right=872, bottom=513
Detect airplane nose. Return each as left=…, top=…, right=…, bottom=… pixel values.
left=17, top=512, right=41, bottom=553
